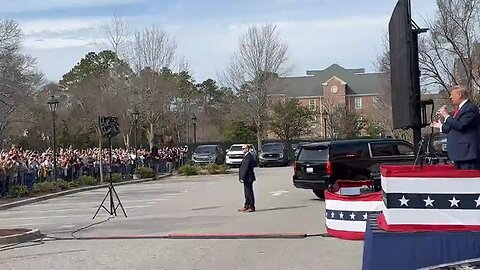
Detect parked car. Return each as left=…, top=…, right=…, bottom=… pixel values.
left=225, top=144, right=257, bottom=167
left=258, top=142, right=289, bottom=167
left=191, top=145, right=224, bottom=165
left=293, top=138, right=416, bottom=199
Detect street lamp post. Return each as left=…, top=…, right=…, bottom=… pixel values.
left=192, top=114, right=197, bottom=144
left=322, top=111, right=329, bottom=138
left=47, top=96, right=59, bottom=181
left=132, top=110, right=139, bottom=158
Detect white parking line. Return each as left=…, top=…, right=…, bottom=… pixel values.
left=0, top=205, right=153, bottom=215
left=0, top=214, right=93, bottom=221
left=13, top=198, right=169, bottom=208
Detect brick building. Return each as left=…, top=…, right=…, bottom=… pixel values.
left=270, top=63, right=387, bottom=138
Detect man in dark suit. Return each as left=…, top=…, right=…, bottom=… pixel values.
left=238, top=144, right=256, bottom=212
left=431, top=86, right=480, bottom=169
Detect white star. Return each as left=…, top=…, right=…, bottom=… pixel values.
left=475, top=196, right=480, bottom=207
left=399, top=195, right=409, bottom=206
left=350, top=213, right=356, bottom=220
left=325, top=212, right=328, bottom=217
left=449, top=196, right=460, bottom=207
left=363, top=213, right=368, bottom=220
left=423, top=196, right=435, bottom=207
left=331, top=212, right=335, bottom=218
left=339, top=212, right=344, bottom=219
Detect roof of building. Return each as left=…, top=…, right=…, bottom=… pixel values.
left=273, top=64, right=387, bottom=97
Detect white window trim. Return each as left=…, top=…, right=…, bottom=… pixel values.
left=309, top=99, right=317, bottom=110
left=354, top=97, right=362, bottom=110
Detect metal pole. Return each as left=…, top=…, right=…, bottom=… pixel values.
left=323, top=118, right=327, bottom=138
left=52, top=111, right=57, bottom=181
left=193, top=122, right=197, bottom=144
left=134, top=119, right=138, bottom=156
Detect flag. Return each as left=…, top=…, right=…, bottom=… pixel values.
left=379, top=165, right=480, bottom=232
left=324, top=180, right=382, bottom=240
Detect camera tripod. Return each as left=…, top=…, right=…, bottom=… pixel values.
left=93, top=136, right=127, bottom=219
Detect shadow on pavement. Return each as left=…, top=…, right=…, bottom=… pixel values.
left=255, top=205, right=309, bottom=212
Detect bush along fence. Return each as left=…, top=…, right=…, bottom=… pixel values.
left=1, top=166, right=157, bottom=199
left=177, top=163, right=231, bottom=176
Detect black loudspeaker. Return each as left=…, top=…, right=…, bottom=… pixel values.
left=99, top=116, right=120, bottom=138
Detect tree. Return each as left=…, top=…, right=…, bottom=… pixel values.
left=269, top=98, right=315, bottom=141
left=326, top=104, right=365, bottom=139
left=131, top=25, right=177, bottom=73
left=134, top=67, right=176, bottom=149
left=221, top=121, right=256, bottom=143
left=0, top=19, right=43, bottom=142
left=226, top=23, right=291, bottom=151
left=60, top=50, right=132, bottom=182
left=100, top=14, right=130, bottom=61
left=419, top=0, right=480, bottom=96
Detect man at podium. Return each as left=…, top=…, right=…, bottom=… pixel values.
left=431, top=85, right=480, bottom=170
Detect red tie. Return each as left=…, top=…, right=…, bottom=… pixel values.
left=453, top=108, right=460, bottom=118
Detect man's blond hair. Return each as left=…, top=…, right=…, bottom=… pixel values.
left=451, top=85, right=469, bottom=99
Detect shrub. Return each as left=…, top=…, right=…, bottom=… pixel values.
left=34, top=181, right=61, bottom=194
left=109, top=173, right=124, bottom=183
left=10, top=185, right=29, bottom=197
left=77, top=176, right=98, bottom=186
left=56, top=179, right=71, bottom=190
left=217, top=164, right=230, bottom=174
left=69, top=181, right=80, bottom=189
left=178, top=164, right=199, bottom=176
left=135, top=167, right=156, bottom=179
left=205, top=163, right=221, bottom=175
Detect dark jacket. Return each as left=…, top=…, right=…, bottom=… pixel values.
left=442, top=100, right=480, bottom=162
left=239, top=152, right=256, bottom=183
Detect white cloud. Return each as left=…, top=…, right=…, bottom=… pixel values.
left=1, top=0, right=145, bottom=13
left=18, top=9, right=431, bottom=82
left=19, top=18, right=106, bottom=35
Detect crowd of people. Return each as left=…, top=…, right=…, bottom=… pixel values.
left=0, top=145, right=188, bottom=197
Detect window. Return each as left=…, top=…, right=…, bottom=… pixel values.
left=394, top=143, right=414, bottom=156
left=309, top=99, right=317, bottom=111
left=369, top=142, right=414, bottom=157
left=370, top=143, right=395, bottom=157
left=298, top=145, right=329, bottom=161
left=355, top=97, right=362, bottom=110
left=331, top=143, right=367, bottom=159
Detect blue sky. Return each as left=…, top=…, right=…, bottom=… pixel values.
left=0, top=0, right=437, bottom=83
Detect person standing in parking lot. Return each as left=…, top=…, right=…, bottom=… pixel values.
left=238, top=144, right=256, bottom=212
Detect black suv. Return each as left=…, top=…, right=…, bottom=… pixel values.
left=258, top=142, right=289, bottom=167
left=293, top=138, right=415, bottom=199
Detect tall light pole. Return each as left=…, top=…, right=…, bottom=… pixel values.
left=47, top=96, right=59, bottom=181
left=323, top=111, right=329, bottom=139
left=192, top=114, right=197, bottom=144
left=132, top=110, right=139, bottom=158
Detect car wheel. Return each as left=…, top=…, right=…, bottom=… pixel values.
left=313, top=189, right=325, bottom=200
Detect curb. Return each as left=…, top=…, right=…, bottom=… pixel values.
left=0, top=174, right=172, bottom=210
left=50, top=232, right=308, bottom=241
left=0, top=229, right=42, bottom=245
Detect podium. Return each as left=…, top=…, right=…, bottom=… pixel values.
left=362, top=165, right=480, bottom=270
left=363, top=213, right=480, bottom=270
left=379, top=164, right=480, bottom=232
